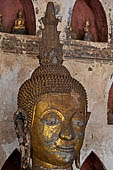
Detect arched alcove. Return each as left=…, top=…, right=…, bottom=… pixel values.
left=0, top=0, right=36, bottom=35
left=70, top=0, right=108, bottom=42
left=80, top=151, right=107, bottom=170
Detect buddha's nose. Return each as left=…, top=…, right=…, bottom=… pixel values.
left=59, top=121, right=75, bottom=141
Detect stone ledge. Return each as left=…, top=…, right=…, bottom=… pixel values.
left=0, top=32, right=113, bottom=62
left=0, top=32, right=40, bottom=55
left=63, top=39, right=113, bottom=62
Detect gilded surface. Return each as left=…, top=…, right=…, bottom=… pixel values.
left=32, top=93, right=86, bottom=168
left=12, top=9, right=26, bottom=34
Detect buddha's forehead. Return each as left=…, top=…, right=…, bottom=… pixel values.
left=35, top=93, right=85, bottom=115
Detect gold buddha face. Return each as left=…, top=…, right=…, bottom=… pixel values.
left=31, top=93, right=86, bottom=168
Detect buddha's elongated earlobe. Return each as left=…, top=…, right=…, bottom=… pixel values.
left=75, top=152, right=80, bottom=169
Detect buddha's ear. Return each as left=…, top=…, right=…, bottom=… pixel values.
left=85, top=111, right=91, bottom=125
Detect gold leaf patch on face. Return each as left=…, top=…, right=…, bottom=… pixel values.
left=31, top=93, right=86, bottom=167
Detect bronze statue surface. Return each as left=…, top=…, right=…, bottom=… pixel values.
left=14, top=2, right=90, bottom=170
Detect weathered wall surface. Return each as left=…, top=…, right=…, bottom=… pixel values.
left=0, top=32, right=113, bottom=170
left=32, top=0, right=113, bottom=40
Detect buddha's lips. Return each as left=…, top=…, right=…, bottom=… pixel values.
left=56, top=145, right=74, bottom=152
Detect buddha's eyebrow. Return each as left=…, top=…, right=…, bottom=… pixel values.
left=64, top=109, right=76, bottom=118
left=73, top=111, right=84, bottom=118
left=40, top=108, right=62, bottom=117
left=68, top=108, right=84, bottom=117
left=68, top=108, right=81, bottom=113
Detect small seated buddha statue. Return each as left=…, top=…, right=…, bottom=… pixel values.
left=14, top=2, right=91, bottom=170
left=0, top=12, right=4, bottom=32
left=12, top=9, right=26, bottom=34
left=84, top=19, right=94, bottom=41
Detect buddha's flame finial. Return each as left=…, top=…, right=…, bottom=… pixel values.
left=44, top=2, right=56, bottom=24
left=38, top=2, right=63, bottom=65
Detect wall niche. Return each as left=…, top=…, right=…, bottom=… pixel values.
left=0, top=0, right=36, bottom=35
left=80, top=151, right=107, bottom=170
left=70, top=0, right=108, bottom=42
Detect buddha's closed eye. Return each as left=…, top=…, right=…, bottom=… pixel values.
left=72, top=111, right=85, bottom=127
left=72, top=119, right=84, bottom=127
left=41, top=111, right=61, bottom=126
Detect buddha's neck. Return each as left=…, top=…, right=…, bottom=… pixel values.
left=32, top=158, right=73, bottom=170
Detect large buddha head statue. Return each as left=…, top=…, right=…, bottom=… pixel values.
left=14, top=2, right=90, bottom=170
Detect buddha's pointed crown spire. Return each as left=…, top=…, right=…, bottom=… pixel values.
left=38, top=2, right=63, bottom=65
